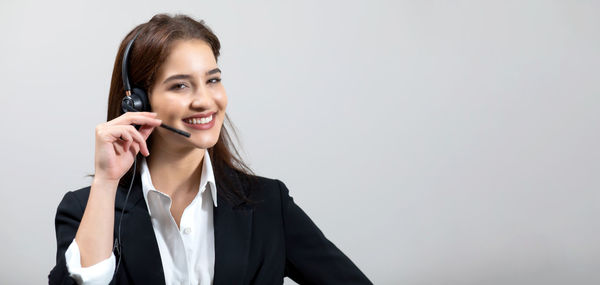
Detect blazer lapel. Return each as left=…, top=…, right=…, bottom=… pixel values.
left=111, top=166, right=255, bottom=284
left=213, top=169, right=255, bottom=285
left=115, top=173, right=165, bottom=285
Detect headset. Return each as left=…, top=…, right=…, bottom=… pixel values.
left=113, top=28, right=191, bottom=276
left=120, top=29, right=191, bottom=137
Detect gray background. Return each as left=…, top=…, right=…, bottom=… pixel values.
left=0, top=0, right=598, bottom=284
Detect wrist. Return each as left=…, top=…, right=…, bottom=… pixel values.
left=91, top=177, right=120, bottom=192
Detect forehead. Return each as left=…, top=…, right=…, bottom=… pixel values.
left=157, top=39, right=217, bottom=79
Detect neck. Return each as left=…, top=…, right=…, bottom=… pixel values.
left=146, top=142, right=205, bottom=198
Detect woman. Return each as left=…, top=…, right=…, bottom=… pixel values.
left=49, top=14, right=371, bottom=285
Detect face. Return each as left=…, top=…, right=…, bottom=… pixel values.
left=148, top=39, right=227, bottom=151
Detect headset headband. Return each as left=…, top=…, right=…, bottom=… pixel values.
left=121, top=29, right=142, bottom=95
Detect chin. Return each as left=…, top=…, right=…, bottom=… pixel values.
left=191, top=137, right=219, bottom=149
left=179, top=123, right=222, bottom=149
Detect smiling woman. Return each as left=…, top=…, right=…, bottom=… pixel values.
left=48, top=13, right=372, bottom=285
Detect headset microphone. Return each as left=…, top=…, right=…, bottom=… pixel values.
left=121, top=103, right=191, bottom=137
left=120, top=30, right=191, bottom=138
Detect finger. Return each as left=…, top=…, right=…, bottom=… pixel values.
left=128, top=139, right=141, bottom=157
left=106, top=125, right=146, bottom=156
left=114, top=143, right=123, bottom=156
left=101, top=125, right=132, bottom=143
left=108, top=113, right=161, bottom=127
left=111, top=116, right=161, bottom=128
left=119, top=129, right=133, bottom=152
left=138, top=124, right=158, bottom=140
left=124, top=125, right=150, bottom=156
left=112, top=130, right=131, bottom=155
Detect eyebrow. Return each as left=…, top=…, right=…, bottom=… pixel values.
left=206, top=68, right=221, bottom=75
left=162, top=68, right=222, bottom=84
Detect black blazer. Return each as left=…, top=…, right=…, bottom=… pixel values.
left=49, top=165, right=372, bottom=284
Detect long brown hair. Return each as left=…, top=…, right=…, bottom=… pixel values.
left=106, top=14, right=256, bottom=204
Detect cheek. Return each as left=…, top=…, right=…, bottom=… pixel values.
left=216, top=93, right=227, bottom=126
left=148, top=92, right=162, bottom=113
left=151, top=93, right=182, bottom=119
left=218, top=90, right=228, bottom=110
left=221, top=96, right=228, bottom=111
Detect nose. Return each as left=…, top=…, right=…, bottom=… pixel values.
left=190, top=82, right=212, bottom=109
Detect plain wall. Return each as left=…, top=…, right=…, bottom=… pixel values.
left=0, top=0, right=598, bottom=284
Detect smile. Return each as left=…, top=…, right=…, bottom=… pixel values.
left=183, top=115, right=213, bottom=124
left=182, top=113, right=217, bottom=131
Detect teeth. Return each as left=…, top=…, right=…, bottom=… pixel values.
left=185, top=115, right=213, bottom=124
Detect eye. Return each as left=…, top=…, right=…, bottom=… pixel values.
left=170, top=83, right=188, bottom=91
left=207, top=78, right=222, bottom=84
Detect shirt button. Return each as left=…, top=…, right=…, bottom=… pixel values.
left=183, top=227, right=192, bottom=234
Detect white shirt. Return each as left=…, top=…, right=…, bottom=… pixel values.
left=65, top=149, right=218, bottom=285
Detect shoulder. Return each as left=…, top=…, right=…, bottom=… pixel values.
left=69, top=186, right=92, bottom=200
left=237, top=172, right=289, bottom=200
left=225, top=169, right=294, bottom=211
left=66, top=186, right=92, bottom=203
left=219, top=163, right=286, bottom=197
left=247, top=174, right=284, bottom=191
left=56, top=186, right=91, bottom=214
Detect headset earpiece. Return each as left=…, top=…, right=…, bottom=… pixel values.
left=132, top=87, right=151, bottom=111
left=121, top=87, right=151, bottom=113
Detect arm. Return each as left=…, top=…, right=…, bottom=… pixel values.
left=48, top=188, right=117, bottom=285
left=278, top=180, right=373, bottom=284
left=49, top=191, right=82, bottom=285
left=50, top=112, right=160, bottom=284
left=74, top=178, right=119, bottom=267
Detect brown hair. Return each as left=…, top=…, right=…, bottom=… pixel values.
left=106, top=14, right=256, bottom=204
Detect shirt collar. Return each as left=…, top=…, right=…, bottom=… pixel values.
left=140, top=149, right=218, bottom=216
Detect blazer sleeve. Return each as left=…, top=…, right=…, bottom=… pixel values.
left=48, top=191, right=83, bottom=285
left=278, top=180, right=372, bottom=284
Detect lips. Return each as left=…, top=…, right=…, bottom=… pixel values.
left=181, top=112, right=217, bottom=130
left=183, top=112, right=216, bottom=120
